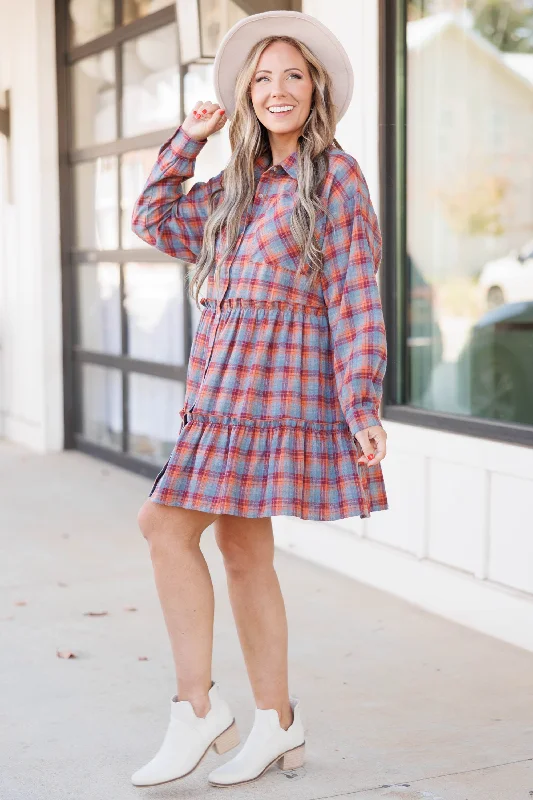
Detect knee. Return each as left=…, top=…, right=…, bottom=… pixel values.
left=137, top=500, right=205, bottom=553
left=137, top=499, right=159, bottom=542
left=216, top=531, right=271, bottom=577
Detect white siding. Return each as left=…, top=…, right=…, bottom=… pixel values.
left=0, top=0, right=63, bottom=451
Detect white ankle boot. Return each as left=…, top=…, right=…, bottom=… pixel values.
left=207, top=695, right=305, bottom=786
left=131, top=681, right=239, bottom=786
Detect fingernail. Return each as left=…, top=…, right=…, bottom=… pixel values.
left=368, top=454, right=374, bottom=460
left=202, top=109, right=207, bottom=114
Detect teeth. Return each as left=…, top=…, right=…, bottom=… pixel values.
left=268, top=106, right=294, bottom=113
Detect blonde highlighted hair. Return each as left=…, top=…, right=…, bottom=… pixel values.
left=188, top=35, right=343, bottom=306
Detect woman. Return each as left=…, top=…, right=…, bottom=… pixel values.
left=130, top=10, right=388, bottom=789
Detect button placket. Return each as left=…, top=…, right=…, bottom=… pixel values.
left=197, top=207, right=254, bottom=390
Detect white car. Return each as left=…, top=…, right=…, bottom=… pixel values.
left=478, top=239, right=533, bottom=308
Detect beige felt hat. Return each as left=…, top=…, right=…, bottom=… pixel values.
left=212, top=10, right=354, bottom=123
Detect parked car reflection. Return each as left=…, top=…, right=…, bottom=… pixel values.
left=457, top=301, right=533, bottom=425
left=478, top=239, right=533, bottom=309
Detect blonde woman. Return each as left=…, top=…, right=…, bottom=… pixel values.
left=130, top=10, right=388, bottom=789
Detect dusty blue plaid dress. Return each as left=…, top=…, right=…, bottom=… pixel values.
left=131, top=125, right=388, bottom=521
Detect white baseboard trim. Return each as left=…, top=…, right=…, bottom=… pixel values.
left=273, top=517, right=533, bottom=653
left=4, top=415, right=45, bottom=452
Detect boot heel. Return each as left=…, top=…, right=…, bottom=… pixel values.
left=278, top=742, right=305, bottom=770
left=213, top=720, right=240, bottom=755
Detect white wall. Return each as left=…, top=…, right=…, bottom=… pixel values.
left=0, top=0, right=63, bottom=452
left=275, top=420, right=533, bottom=653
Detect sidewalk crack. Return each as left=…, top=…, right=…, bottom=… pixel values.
left=310, top=755, right=533, bottom=799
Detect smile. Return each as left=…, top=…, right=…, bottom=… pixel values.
left=267, top=105, right=295, bottom=115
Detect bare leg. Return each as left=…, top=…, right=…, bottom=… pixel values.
left=214, top=515, right=293, bottom=730
left=137, top=499, right=220, bottom=718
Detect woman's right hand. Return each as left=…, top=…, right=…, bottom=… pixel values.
left=181, top=100, right=227, bottom=142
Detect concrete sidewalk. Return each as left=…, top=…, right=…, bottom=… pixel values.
left=1, top=441, right=533, bottom=800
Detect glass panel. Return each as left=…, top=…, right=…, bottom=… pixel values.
left=73, top=158, right=119, bottom=251
left=184, top=63, right=232, bottom=168
left=128, top=373, right=184, bottom=463
left=76, top=263, right=121, bottom=354
left=122, top=24, right=180, bottom=138
left=124, top=262, right=185, bottom=365
left=69, top=0, right=113, bottom=47
left=183, top=62, right=215, bottom=116
left=198, top=0, right=248, bottom=57
left=123, top=0, right=172, bottom=24
left=121, top=148, right=159, bottom=248
left=406, top=1, right=533, bottom=427
left=71, top=51, right=116, bottom=149
left=79, top=364, right=122, bottom=450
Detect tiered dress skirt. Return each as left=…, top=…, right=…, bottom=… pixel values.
left=149, top=297, right=388, bottom=521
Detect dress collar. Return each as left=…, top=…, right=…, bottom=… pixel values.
left=254, top=149, right=298, bottom=181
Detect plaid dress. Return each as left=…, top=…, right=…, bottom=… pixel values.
left=131, top=125, right=388, bottom=521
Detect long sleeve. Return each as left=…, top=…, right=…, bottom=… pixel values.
left=321, top=157, right=387, bottom=438
left=131, top=125, right=224, bottom=262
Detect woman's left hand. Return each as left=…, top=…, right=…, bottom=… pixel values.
left=354, top=425, right=387, bottom=466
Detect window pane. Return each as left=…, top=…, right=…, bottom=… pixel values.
left=121, top=148, right=159, bottom=248
left=69, top=0, right=113, bottom=47
left=73, top=158, right=119, bottom=251
left=198, top=0, right=248, bottom=57
left=71, top=51, right=116, bottom=149
left=406, top=1, right=533, bottom=427
left=124, top=262, right=185, bottom=365
left=123, top=0, right=172, bottom=25
left=79, top=364, right=122, bottom=450
left=128, top=373, right=184, bottom=463
left=77, top=263, right=121, bottom=354
left=184, top=62, right=215, bottom=116
left=122, top=24, right=180, bottom=138
left=183, top=63, right=232, bottom=168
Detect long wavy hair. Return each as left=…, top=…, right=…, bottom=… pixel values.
left=187, top=35, right=343, bottom=307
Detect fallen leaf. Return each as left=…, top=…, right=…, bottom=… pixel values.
left=123, top=606, right=137, bottom=612
left=14, top=600, right=27, bottom=606
left=138, top=656, right=149, bottom=661
left=57, top=650, right=77, bottom=659
left=83, top=611, right=109, bottom=617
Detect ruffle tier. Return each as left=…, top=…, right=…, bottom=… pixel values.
left=149, top=410, right=388, bottom=522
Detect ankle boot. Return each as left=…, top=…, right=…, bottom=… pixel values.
left=207, top=694, right=305, bottom=786
left=131, top=681, right=239, bottom=786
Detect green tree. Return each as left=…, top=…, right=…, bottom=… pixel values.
left=470, top=0, right=533, bottom=52
left=408, top=1, right=533, bottom=52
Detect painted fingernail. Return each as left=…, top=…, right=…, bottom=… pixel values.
left=368, top=454, right=374, bottom=460
left=202, top=109, right=207, bottom=114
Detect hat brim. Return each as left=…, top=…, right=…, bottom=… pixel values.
left=212, top=11, right=354, bottom=123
